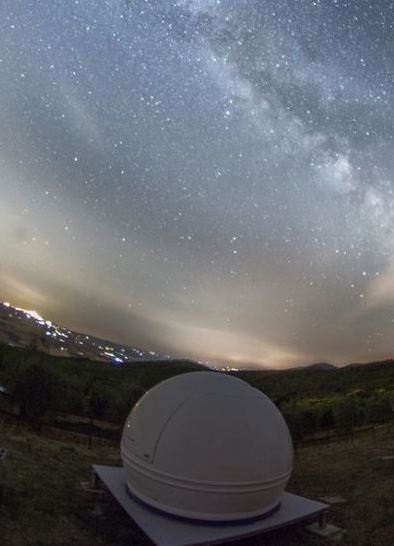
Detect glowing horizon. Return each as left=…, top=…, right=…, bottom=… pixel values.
left=2, top=2, right=394, bottom=369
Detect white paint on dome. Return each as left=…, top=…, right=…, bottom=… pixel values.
left=121, top=372, right=293, bottom=522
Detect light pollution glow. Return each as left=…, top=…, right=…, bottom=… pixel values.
left=2, top=1, right=394, bottom=369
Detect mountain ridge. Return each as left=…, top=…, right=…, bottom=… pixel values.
left=1, top=301, right=393, bottom=371
left=0, top=302, right=173, bottom=364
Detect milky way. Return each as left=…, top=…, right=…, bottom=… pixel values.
left=2, top=1, right=394, bottom=368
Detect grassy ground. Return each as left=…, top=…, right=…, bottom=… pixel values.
left=0, top=418, right=393, bottom=546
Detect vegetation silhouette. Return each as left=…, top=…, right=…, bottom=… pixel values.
left=0, top=344, right=393, bottom=443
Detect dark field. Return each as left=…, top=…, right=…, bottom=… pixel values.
left=1, top=419, right=393, bottom=546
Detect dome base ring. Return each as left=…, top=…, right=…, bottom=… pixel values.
left=125, top=480, right=282, bottom=524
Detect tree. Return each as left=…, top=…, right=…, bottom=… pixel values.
left=13, top=364, right=59, bottom=429
left=113, top=382, right=145, bottom=422
left=334, top=396, right=365, bottom=434
left=365, top=391, right=394, bottom=424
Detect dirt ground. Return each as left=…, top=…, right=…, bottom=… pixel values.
left=0, top=419, right=393, bottom=546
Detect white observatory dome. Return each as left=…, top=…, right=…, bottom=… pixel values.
left=120, top=372, right=293, bottom=522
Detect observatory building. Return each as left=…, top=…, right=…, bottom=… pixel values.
left=121, top=371, right=293, bottom=522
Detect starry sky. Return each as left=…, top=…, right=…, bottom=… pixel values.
left=2, top=1, right=394, bottom=369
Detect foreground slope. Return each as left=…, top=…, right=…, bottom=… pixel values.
left=0, top=418, right=393, bottom=546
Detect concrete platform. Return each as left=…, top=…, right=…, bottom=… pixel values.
left=305, top=522, right=344, bottom=540
left=93, top=465, right=328, bottom=546
left=319, top=495, right=347, bottom=505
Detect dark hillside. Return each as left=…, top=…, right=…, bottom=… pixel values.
left=0, top=344, right=206, bottom=425
left=1, top=344, right=393, bottom=444
left=235, top=360, right=394, bottom=400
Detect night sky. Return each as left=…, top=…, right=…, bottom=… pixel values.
left=2, top=1, right=394, bottom=368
